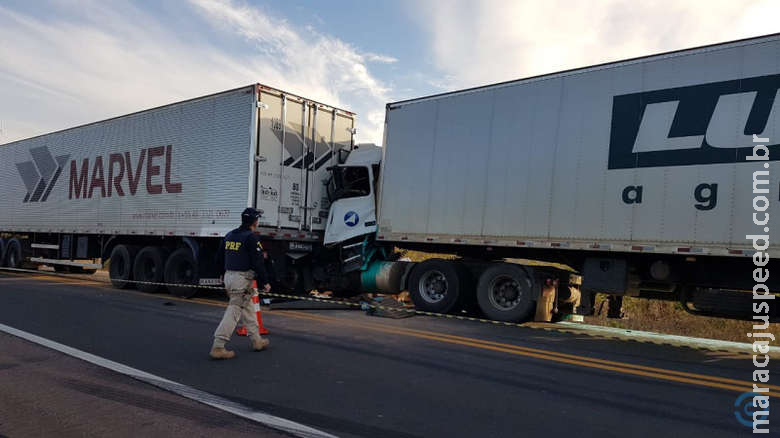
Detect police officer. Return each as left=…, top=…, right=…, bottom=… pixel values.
left=210, top=207, right=271, bottom=360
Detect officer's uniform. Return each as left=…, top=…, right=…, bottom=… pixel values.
left=211, top=211, right=270, bottom=354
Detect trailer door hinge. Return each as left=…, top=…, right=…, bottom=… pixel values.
left=255, top=155, right=267, bottom=162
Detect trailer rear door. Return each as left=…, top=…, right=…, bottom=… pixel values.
left=255, top=86, right=354, bottom=231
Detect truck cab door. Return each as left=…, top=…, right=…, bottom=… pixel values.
left=323, top=165, right=377, bottom=245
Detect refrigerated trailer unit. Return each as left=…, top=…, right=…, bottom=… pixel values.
left=2, top=33, right=779, bottom=322
left=0, top=84, right=357, bottom=295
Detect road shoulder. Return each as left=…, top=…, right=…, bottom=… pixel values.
left=0, top=332, right=288, bottom=438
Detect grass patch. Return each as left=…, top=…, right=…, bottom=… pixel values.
left=585, top=295, right=778, bottom=342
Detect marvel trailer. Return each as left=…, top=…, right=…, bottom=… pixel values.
left=0, top=84, right=356, bottom=296
left=320, top=34, right=780, bottom=321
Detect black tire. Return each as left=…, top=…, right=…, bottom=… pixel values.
left=5, top=239, right=23, bottom=269
left=476, top=264, right=535, bottom=322
left=276, top=255, right=301, bottom=293
left=0, top=238, right=6, bottom=267
left=279, top=265, right=300, bottom=293
left=109, top=244, right=138, bottom=289
left=133, top=246, right=169, bottom=293
left=54, top=265, right=72, bottom=273
left=408, top=259, right=462, bottom=313
left=164, top=247, right=199, bottom=298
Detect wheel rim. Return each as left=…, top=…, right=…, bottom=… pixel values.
left=115, top=256, right=126, bottom=278
left=175, top=259, right=195, bottom=284
left=281, top=270, right=298, bottom=291
left=144, top=257, right=156, bottom=279
left=488, top=275, right=523, bottom=311
left=418, top=270, right=448, bottom=304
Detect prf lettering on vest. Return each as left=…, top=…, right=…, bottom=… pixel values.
left=226, top=241, right=242, bottom=251
left=69, top=145, right=182, bottom=199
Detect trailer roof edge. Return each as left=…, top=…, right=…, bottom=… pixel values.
left=1, top=83, right=356, bottom=147
left=388, top=32, right=780, bottom=109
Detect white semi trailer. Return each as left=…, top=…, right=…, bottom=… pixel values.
left=0, top=84, right=357, bottom=297
left=2, top=34, right=779, bottom=322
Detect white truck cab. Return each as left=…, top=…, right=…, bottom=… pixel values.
left=324, top=145, right=382, bottom=245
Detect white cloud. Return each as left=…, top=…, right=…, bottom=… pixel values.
left=0, top=0, right=391, bottom=145
left=364, top=52, right=399, bottom=64
left=413, top=0, right=780, bottom=89
left=188, top=0, right=392, bottom=143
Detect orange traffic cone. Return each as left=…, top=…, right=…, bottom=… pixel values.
left=236, top=280, right=269, bottom=336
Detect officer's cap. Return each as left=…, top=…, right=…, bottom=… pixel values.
left=241, top=207, right=261, bottom=225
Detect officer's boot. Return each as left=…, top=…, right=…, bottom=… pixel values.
left=209, top=346, right=236, bottom=360
left=251, top=337, right=270, bottom=351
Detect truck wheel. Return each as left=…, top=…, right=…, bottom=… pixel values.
left=164, top=248, right=198, bottom=298
left=109, top=244, right=137, bottom=289
left=279, top=266, right=300, bottom=293
left=5, top=239, right=23, bottom=269
left=0, top=238, right=6, bottom=267
left=476, top=264, right=535, bottom=322
left=133, top=246, right=168, bottom=293
left=408, top=259, right=462, bottom=313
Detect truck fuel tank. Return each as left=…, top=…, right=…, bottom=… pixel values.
left=360, top=260, right=413, bottom=295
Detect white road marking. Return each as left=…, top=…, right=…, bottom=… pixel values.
left=557, top=321, right=780, bottom=355
left=0, top=323, right=338, bottom=438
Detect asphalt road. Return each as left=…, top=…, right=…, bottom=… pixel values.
left=0, top=271, right=776, bottom=437
left=0, top=332, right=287, bottom=438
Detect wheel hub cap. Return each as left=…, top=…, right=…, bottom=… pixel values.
left=489, top=277, right=522, bottom=310
left=419, top=270, right=448, bottom=303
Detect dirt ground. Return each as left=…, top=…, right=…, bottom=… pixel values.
left=584, top=294, right=778, bottom=342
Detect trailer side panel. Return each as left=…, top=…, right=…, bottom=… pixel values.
left=0, top=87, right=255, bottom=237
left=378, top=35, right=780, bottom=257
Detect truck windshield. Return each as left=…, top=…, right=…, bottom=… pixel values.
left=327, top=166, right=371, bottom=201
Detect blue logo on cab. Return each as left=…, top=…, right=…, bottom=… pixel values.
left=344, top=211, right=359, bottom=227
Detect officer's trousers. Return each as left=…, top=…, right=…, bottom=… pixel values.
left=212, top=270, right=262, bottom=348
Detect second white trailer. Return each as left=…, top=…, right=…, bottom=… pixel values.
left=378, top=33, right=780, bottom=257
left=322, top=33, right=780, bottom=321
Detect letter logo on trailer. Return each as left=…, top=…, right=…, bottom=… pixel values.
left=608, top=73, right=780, bottom=169
left=269, top=120, right=335, bottom=171
left=15, top=146, right=70, bottom=203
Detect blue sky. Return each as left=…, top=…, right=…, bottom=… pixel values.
left=1, top=0, right=778, bottom=145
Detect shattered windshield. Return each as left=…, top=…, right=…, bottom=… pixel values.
left=327, top=166, right=371, bottom=201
